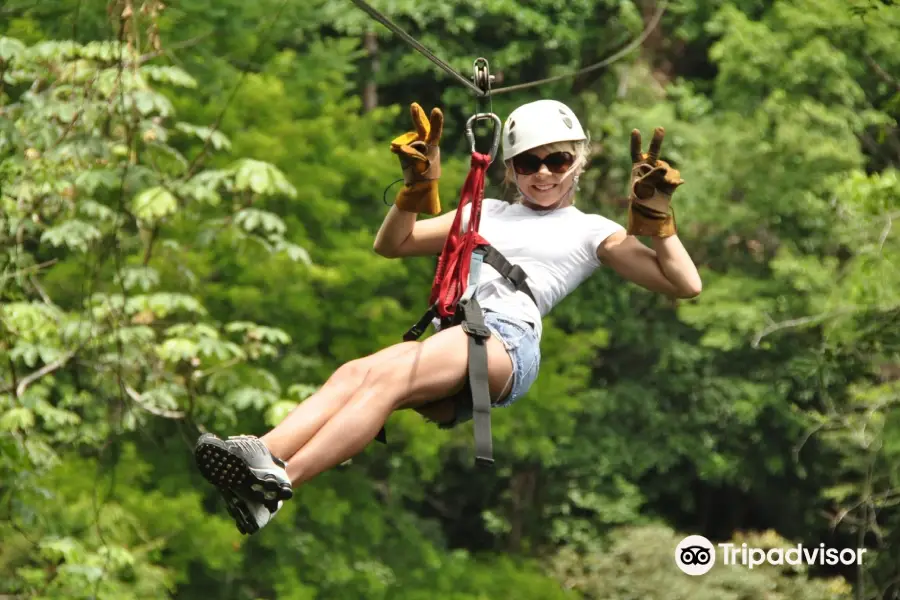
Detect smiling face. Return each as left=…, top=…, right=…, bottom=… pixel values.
left=505, top=140, right=586, bottom=209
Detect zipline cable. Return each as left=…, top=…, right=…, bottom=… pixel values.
left=492, top=0, right=668, bottom=95
left=348, top=0, right=668, bottom=96
left=348, top=0, right=487, bottom=96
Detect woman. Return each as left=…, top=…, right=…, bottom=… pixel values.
left=193, top=99, right=702, bottom=535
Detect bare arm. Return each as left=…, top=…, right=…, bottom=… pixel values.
left=597, top=229, right=702, bottom=298
left=373, top=205, right=458, bottom=258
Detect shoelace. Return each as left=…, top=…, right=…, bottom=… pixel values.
left=228, top=435, right=265, bottom=457
left=228, top=435, right=287, bottom=469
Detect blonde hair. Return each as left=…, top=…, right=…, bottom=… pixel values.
left=502, top=136, right=592, bottom=202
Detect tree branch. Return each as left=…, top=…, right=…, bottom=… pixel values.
left=0, top=259, right=58, bottom=284
left=863, top=53, right=900, bottom=93
left=877, top=213, right=893, bottom=252
left=124, top=385, right=185, bottom=419
left=29, top=275, right=53, bottom=306
left=6, top=357, right=18, bottom=398
left=752, top=308, right=858, bottom=348
left=142, top=225, right=158, bottom=266
left=13, top=352, right=75, bottom=398
left=792, top=419, right=832, bottom=465
left=192, top=356, right=243, bottom=380
left=136, top=32, right=211, bottom=65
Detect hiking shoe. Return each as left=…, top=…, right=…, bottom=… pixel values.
left=194, top=433, right=293, bottom=512
left=220, top=487, right=282, bottom=535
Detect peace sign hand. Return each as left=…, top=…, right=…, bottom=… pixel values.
left=389, top=102, right=444, bottom=215
left=627, top=127, right=684, bottom=237
left=391, top=102, right=443, bottom=169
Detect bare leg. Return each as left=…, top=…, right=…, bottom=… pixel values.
left=283, top=325, right=514, bottom=485
left=261, top=341, right=418, bottom=460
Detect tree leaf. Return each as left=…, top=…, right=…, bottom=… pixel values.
left=0, top=407, right=36, bottom=432
left=132, top=186, right=178, bottom=222
left=229, top=159, right=296, bottom=197
left=40, top=220, right=102, bottom=252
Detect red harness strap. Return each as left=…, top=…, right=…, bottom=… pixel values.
left=429, top=151, right=491, bottom=319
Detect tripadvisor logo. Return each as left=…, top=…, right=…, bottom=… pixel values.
left=675, top=535, right=867, bottom=576
left=675, top=535, right=716, bottom=576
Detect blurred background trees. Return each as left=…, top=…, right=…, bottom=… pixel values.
left=1, top=0, right=898, bottom=597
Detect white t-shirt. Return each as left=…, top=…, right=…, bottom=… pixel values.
left=456, top=198, right=624, bottom=341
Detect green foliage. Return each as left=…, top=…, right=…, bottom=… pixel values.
left=0, top=32, right=308, bottom=597
left=2, top=0, right=899, bottom=597
left=550, top=525, right=855, bottom=600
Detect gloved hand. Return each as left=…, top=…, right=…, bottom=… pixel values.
left=627, top=127, right=684, bottom=237
left=390, top=102, right=444, bottom=215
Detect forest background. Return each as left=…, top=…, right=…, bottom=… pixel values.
left=1, top=0, right=899, bottom=598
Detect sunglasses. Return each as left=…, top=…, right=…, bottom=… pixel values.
left=512, top=151, right=576, bottom=175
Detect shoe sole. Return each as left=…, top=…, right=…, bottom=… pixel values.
left=194, top=435, right=293, bottom=511
left=221, top=488, right=258, bottom=535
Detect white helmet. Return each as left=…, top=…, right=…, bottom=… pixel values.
left=501, top=99, right=587, bottom=161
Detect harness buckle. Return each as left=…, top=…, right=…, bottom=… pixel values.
left=461, top=320, right=491, bottom=340
left=507, top=264, right=527, bottom=288
left=403, top=305, right=437, bottom=341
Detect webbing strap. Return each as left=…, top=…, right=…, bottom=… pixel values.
left=383, top=246, right=536, bottom=451
left=377, top=153, right=515, bottom=454
left=479, top=245, right=537, bottom=306
left=403, top=305, right=436, bottom=342
left=458, top=297, right=494, bottom=465
left=430, top=152, right=491, bottom=319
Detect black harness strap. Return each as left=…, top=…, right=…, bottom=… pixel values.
left=403, top=305, right=437, bottom=342
left=479, top=245, right=536, bottom=305
left=374, top=425, right=387, bottom=444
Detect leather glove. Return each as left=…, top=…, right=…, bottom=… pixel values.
left=627, top=127, right=684, bottom=237
left=390, top=102, right=443, bottom=215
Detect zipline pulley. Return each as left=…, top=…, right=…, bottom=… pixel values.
left=472, top=57, right=494, bottom=96
left=468, top=58, right=498, bottom=161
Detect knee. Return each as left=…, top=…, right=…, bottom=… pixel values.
left=363, top=343, right=421, bottom=391
left=330, top=358, right=370, bottom=387
left=329, top=342, right=420, bottom=387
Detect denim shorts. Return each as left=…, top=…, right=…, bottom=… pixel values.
left=438, top=310, right=541, bottom=428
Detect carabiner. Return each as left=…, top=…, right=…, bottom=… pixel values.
left=465, top=113, right=502, bottom=163
left=467, top=58, right=499, bottom=161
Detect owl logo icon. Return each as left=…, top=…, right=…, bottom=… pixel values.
left=675, top=535, right=716, bottom=575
